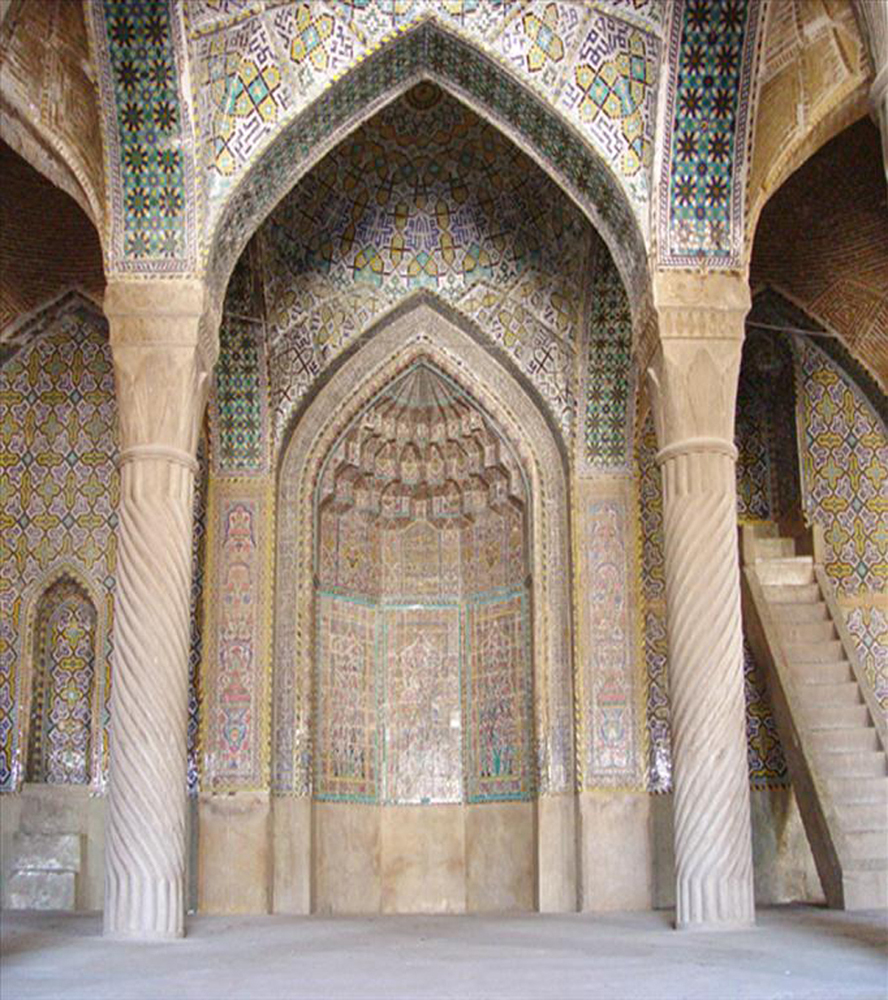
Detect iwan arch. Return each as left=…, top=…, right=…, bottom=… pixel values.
left=0, top=0, right=886, bottom=945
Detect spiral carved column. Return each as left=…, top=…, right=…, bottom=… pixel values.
left=103, top=282, right=213, bottom=939
left=649, top=272, right=754, bottom=930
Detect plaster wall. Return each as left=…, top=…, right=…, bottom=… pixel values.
left=0, top=786, right=104, bottom=911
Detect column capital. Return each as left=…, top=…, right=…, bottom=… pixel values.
left=648, top=271, right=751, bottom=451
left=104, top=279, right=215, bottom=462
left=652, top=271, right=750, bottom=342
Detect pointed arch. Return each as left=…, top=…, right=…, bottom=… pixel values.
left=203, top=20, right=650, bottom=340
left=15, top=561, right=109, bottom=791
left=273, top=299, right=574, bottom=805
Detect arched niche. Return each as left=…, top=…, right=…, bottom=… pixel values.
left=16, top=564, right=106, bottom=790
left=273, top=298, right=576, bottom=913
left=203, top=20, right=651, bottom=351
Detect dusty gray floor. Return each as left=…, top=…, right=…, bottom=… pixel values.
left=2, top=905, right=887, bottom=1000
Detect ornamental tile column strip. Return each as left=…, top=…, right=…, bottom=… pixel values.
left=648, top=271, right=754, bottom=929
left=103, top=281, right=212, bottom=940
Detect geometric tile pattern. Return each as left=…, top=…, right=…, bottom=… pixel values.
left=636, top=416, right=670, bottom=793
left=191, top=1, right=660, bottom=264
left=744, top=639, right=789, bottom=787
left=211, top=314, right=270, bottom=474
left=0, top=297, right=210, bottom=794
left=581, top=247, right=634, bottom=470
left=559, top=9, right=658, bottom=203
left=204, top=20, right=649, bottom=312
left=187, top=441, right=209, bottom=796
left=845, top=607, right=888, bottom=712
left=658, top=0, right=762, bottom=267
left=259, top=86, right=590, bottom=450
left=0, top=303, right=117, bottom=792
left=796, top=338, right=887, bottom=597
left=26, top=580, right=97, bottom=786
left=735, top=330, right=802, bottom=523
left=92, top=0, right=198, bottom=272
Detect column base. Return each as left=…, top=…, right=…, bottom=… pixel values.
left=674, top=918, right=756, bottom=933
left=103, top=928, right=185, bottom=943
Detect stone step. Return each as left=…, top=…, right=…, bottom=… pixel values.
left=769, top=601, right=830, bottom=623
left=790, top=660, right=853, bottom=685
left=843, top=865, right=888, bottom=910
left=754, top=537, right=797, bottom=560
left=841, top=803, right=888, bottom=832
left=11, top=833, right=81, bottom=872
left=796, top=680, right=862, bottom=706
left=812, top=727, right=881, bottom=753
left=829, top=776, right=888, bottom=805
left=763, top=583, right=821, bottom=604
left=778, top=619, right=836, bottom=643
left=805, top=703, right=871, bottom=730
left=817, top=750, right=887, bottom=779
left=785, top=640, right=846, bottom=664
left=756, top=557, right=815, bottom=586
left=3, top=869, right=76, bottom=911
left=844, top=830, right=888, bottom=860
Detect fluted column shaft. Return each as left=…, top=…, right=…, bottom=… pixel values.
left=104, top=281, right=213, bottom=940
left=649, top=272, right=754, bottom=930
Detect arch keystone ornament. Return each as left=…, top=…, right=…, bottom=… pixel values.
left=648, top=271, right=755, bottom=930
left=103, top=280, right=214, bottom=940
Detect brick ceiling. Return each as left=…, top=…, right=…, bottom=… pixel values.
left=751, top=117, right=888, bottom=388
left=0, top=139, right=105, bottom=334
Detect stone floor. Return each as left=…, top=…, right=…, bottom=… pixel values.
left=2, top=906, right=886, bottom=1000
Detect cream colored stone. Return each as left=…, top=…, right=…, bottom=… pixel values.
left=1, top=786, right=105, bottom=912
left=536, top=794, right=578, bottom=913
left=750, top=788, right=824, bottom=906
left=466, top=801, right=534, bottom=912
left=272, top=797, right=311, bottom=915
left=648, top=281, right=755, bottom=929
left=579, top=792, right=652, bottom=912
left=313, top=803, right=381, bottom=915
left=380, top=805, right=465, bottom=914
left=198, top=792, right=270, bottom=916
left=103, top=280, right=215, bottom=940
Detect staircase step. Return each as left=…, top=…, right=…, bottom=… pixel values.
left=11, top=833, right=81, bottom=872
left=763, top=583, right=821, bottom=604
left=790, top=660, right=853, bottom=685
left=841, top=803, right=888, bottom=832
left=806, top=703, right=871, bottom=729
left=785, top=640, right=846, bottom=664
left=829, top=776, right=888, bottom=805
left=796, top=681, right=861, bottom=705
left=817, top=750, right=887, bottom=778
left=844, top=830, right=888, bottom=859
left=778, top=619, right=836, bottom=643
left=769, top=601, right=829, bottom=623
left=812, top=727, right=881, bottom=752
left=754, top=538, right=797, bottom=559
left=756, top=557, right=815, bottom=586
left=3, top=869, right=75, bottom=911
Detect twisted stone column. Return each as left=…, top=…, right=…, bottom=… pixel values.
left=649, top=272, right=754, bottom=930
left=103, top=281, right=213, bottom=939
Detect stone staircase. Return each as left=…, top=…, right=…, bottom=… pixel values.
left=741, top=523, right=888, bottom=910
left=2, top=788, right=83, bottom=911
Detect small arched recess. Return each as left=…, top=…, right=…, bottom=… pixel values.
left=16, top=565, right=106, bottom=789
